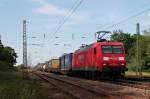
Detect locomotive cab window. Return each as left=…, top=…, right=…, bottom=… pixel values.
left=112, top=46, right=123, bottom=54
left=102, top=46, right=123, bottom=54
left=102, top=46, right=112, bottom=54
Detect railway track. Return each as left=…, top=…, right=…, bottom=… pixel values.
left=33, top=72, right=115, bottom=99
left=75, top=75, right=150, bottom=91
left=71, top=74, right=150, bottom=91
left=33, top=71, right=150, bottom=99
left=123, top=76, right=150, bottom=83
left=113, top=78, right=150, bottom=91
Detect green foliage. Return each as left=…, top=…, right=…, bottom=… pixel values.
left=111, top=29, right=150, bottom=72
left=111, top=30, right=135, bottom=52
left=140, top=35, right=150, bottom=71
left=0, top=40, right=17, bottom=71
left=0, top=71, right=72, bottom=99
left=111, top=30, right=135, bottom=60
left=0, top=61, right=11, bottom=71
left=0, top=71, right=45, bottom=99
left=15, top=64, right=30, bottom=71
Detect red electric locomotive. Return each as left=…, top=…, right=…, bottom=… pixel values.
left=72, top=31, right=127, bottom=78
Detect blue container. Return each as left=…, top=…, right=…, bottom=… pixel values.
left=60, top=55, right=65, bottom=70
left=60, top=53, right=72, bottom=74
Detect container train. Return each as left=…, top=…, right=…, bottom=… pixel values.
left=37, top=41, right=127, bottom=78
left=35, top=31, right=128, bottom=78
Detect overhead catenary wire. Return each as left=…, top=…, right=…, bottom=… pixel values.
left=46, top=0, right=84, bottom=56
left=83, top=6, right=150, bottom=46
left=55, top=0, right=80, bottom=27
left=85, top=7, right=150, bottom=40
left=103, top=7, right=150, bottom=30
left=51, top=0, right=84, bottom=39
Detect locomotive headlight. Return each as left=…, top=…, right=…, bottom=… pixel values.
left=103, top=57, right=109, bottom=61
left=119, top=57, right=124, bottom=61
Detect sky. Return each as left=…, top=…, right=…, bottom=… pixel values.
left=0, top=0, right=150, bottom=66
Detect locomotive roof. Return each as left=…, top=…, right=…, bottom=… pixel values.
left=74, top=41, right=123, bottom=53
left=96, top=41, right=123, bottom=45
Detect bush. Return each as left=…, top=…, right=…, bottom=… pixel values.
left=0, top=61, right=14, bottom=71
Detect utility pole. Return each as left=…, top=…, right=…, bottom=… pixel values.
left=23, top=20, right=28, bottom=67
left=136, top=23, right=142, bottom=77
left=28, top=53, right=32, bottom=67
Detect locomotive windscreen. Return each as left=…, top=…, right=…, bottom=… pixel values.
left=102, top=46, right=123, bottom=54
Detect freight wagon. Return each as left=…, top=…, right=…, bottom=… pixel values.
left=48, top=59, right=60, bottom=73
left=43, top=61, right=49, bottom=72
left=60, top=53, right=72, bottom=74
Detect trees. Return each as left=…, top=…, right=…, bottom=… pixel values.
left=3, top=47, right=17, bottom=65
left=142, top=29, right=150, bottom=71
left=0, top=41, right=17, bottom=70
left=111, top=30, right=150, bottom=72
left=111, top=30, right=135, bottom=60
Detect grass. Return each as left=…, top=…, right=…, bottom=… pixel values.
left=0, top=71, right=44, bottom=99
left=0, top=71, right=74, bottom=99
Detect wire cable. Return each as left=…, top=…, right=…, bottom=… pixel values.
left=52, top=0, right=84, bottom=37
left=56, top=0, right=80, bottom=26
left=103, top=8, right=150, bottom=30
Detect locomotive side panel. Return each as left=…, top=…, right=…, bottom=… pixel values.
left=72, top=45, right=98, bottom=71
